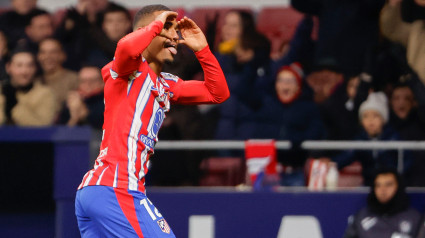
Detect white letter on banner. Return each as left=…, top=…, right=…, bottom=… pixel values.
left=189, top=215, right=215, bottom=238
left=277, top=216, right=323, bottom=238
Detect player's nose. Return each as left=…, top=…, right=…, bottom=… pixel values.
left=170, top=29, right=179, bottom=42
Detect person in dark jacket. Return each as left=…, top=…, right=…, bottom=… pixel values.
left=291, top=0, right=385, bottom=76
left=254, top=63, right=325, bottom=186
left=0, top=0, right=45, bottom=50
left=57, top=65, right=104, bottom=130
left=85, top=3, right=132, bottom=68
left=54, top=0, right=115, bottom=70
left=344, top=168, right=422, bottom=238
left=389, top=83, right=425, bottom=186
left=214, top=10, right=271, bottom=140
left=332, top=92, right=411, bottom=186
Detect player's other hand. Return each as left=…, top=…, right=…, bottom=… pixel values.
left=178, top=17, right=208, bottom=52
left=155, top=11, right=178, bottom=25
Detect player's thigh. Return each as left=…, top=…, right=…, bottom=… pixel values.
left=121, top=189, right=176, bottom=238
left=77, top=186, right=142, bottom=238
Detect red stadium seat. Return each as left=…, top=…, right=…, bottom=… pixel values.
left=338, top=161, right=363, bottom=187
left=257, top=7, right=304, bottom=55
left=0, top=8, right=10, bottom=15
left=199, top=157, right=246, bottom=186
left=52, top=8, right=67, bottom=28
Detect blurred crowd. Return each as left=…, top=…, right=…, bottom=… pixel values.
left=0, top=0, right=424, bottom=188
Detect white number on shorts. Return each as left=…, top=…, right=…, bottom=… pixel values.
left=140, top=198, right=162, bottom=221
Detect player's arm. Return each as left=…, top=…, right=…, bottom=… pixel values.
left=171, top=17, right=230, bottom=104
left=112, top=11, right=177, bottom=77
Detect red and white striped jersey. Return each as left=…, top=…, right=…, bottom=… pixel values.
left=78, top=20, right=229, bottom=193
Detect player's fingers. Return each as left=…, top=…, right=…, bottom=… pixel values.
left=178, top=17, right=193, bottom=30
left=178, top=39, right=186, bottom=46
left=183, top=17, right=200, bottom=29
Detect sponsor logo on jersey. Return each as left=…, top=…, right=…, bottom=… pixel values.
left=140, top=135, right=155, bottom=148
left=151, top=108, right=165, bottom=137
left=157, top=218, right=171, bottom=234
left=361, top=217, right=377, bottom=231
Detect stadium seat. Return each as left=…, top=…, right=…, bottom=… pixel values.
left=338, top=161, right=363, bottom=187
left=0, top=8, right=10, bottom=15
left=256, top=7, right=304, bottom=55
left=199, top=157, right=245, bottom=186
left=52, top=8, right=67, bottom=28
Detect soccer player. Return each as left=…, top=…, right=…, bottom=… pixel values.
left=74, top=4, right=230, bottom=238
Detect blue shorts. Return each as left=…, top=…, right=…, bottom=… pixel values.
left=75, top=186, right=176, bottom=238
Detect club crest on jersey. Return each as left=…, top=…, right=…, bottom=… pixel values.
left=151, top=79, right=170, bottom=111
left=157, top=219, right=171, bottom=234
left=160, top=72, right=179, bottom=83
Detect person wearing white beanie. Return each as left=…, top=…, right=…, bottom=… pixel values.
left=332, top=91, right=411, bottom=186
left=359, top=92, right=389, bottom=138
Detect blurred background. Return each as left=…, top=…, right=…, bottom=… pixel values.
left=0, top=0, right=425, bottom=237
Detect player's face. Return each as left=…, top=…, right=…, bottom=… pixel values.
left=275, top=71, right=300, bottom=103
left=143, top=11, right=179, bottom=65
left=38, top=39, right=66, bottom=73
left=102, top=11, right=131, bottom=42
left=374, top=173, right=398, bottom=204
left=391, top=87, right=415, bottom=120
left=6, top=52, right=37, bottom=87
left=361, top=110, right=384, bottom=137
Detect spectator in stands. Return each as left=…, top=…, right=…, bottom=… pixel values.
left=214, top=10, right=271, bottom=140
left=380, top=0, right=425, bottom=87
left=291, top=0, right=385, bottom=76
left=306, top=57, right=344, bottom=104
left=332, top=92, right=408, bottom=186
left=37, top=38, right=78, bottom=109
left=254, top=62, right=325, bottom=186
left=16, top=10, right=53, bottom=54
left=85, top=3, right=132, bottom=68
left=0, top=31, right=8, bottom=82
left=320, top=73, right=371, bottom=140
left=389, top=83, right=425, bottom=186
left=0, top=0, right=44, bottom=50
left=0, top=49, right=56, bottom=126
left=344, top=168, right=421, bottom=238
left=217, top=10, right=244, bottom=55
left=320, top=75, right=360, bottom=140
left=271, top=15, right=315, bottom=73
left=57, top=65, right=104, bottom=130
left=54, top=0, right=113, bottom=70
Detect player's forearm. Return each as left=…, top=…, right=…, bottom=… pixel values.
left=195, top=46, right=230, bottom=103
left=113, top=20, right=164, bottom=76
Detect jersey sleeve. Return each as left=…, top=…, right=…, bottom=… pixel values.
left=111, top=20, right=164, bottom=78
left=169, top=46, right=230, bottom=104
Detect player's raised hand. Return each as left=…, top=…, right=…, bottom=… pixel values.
left=178, top=17, right=208, bottom=52
left=154, top=11, right=178, bottom=25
